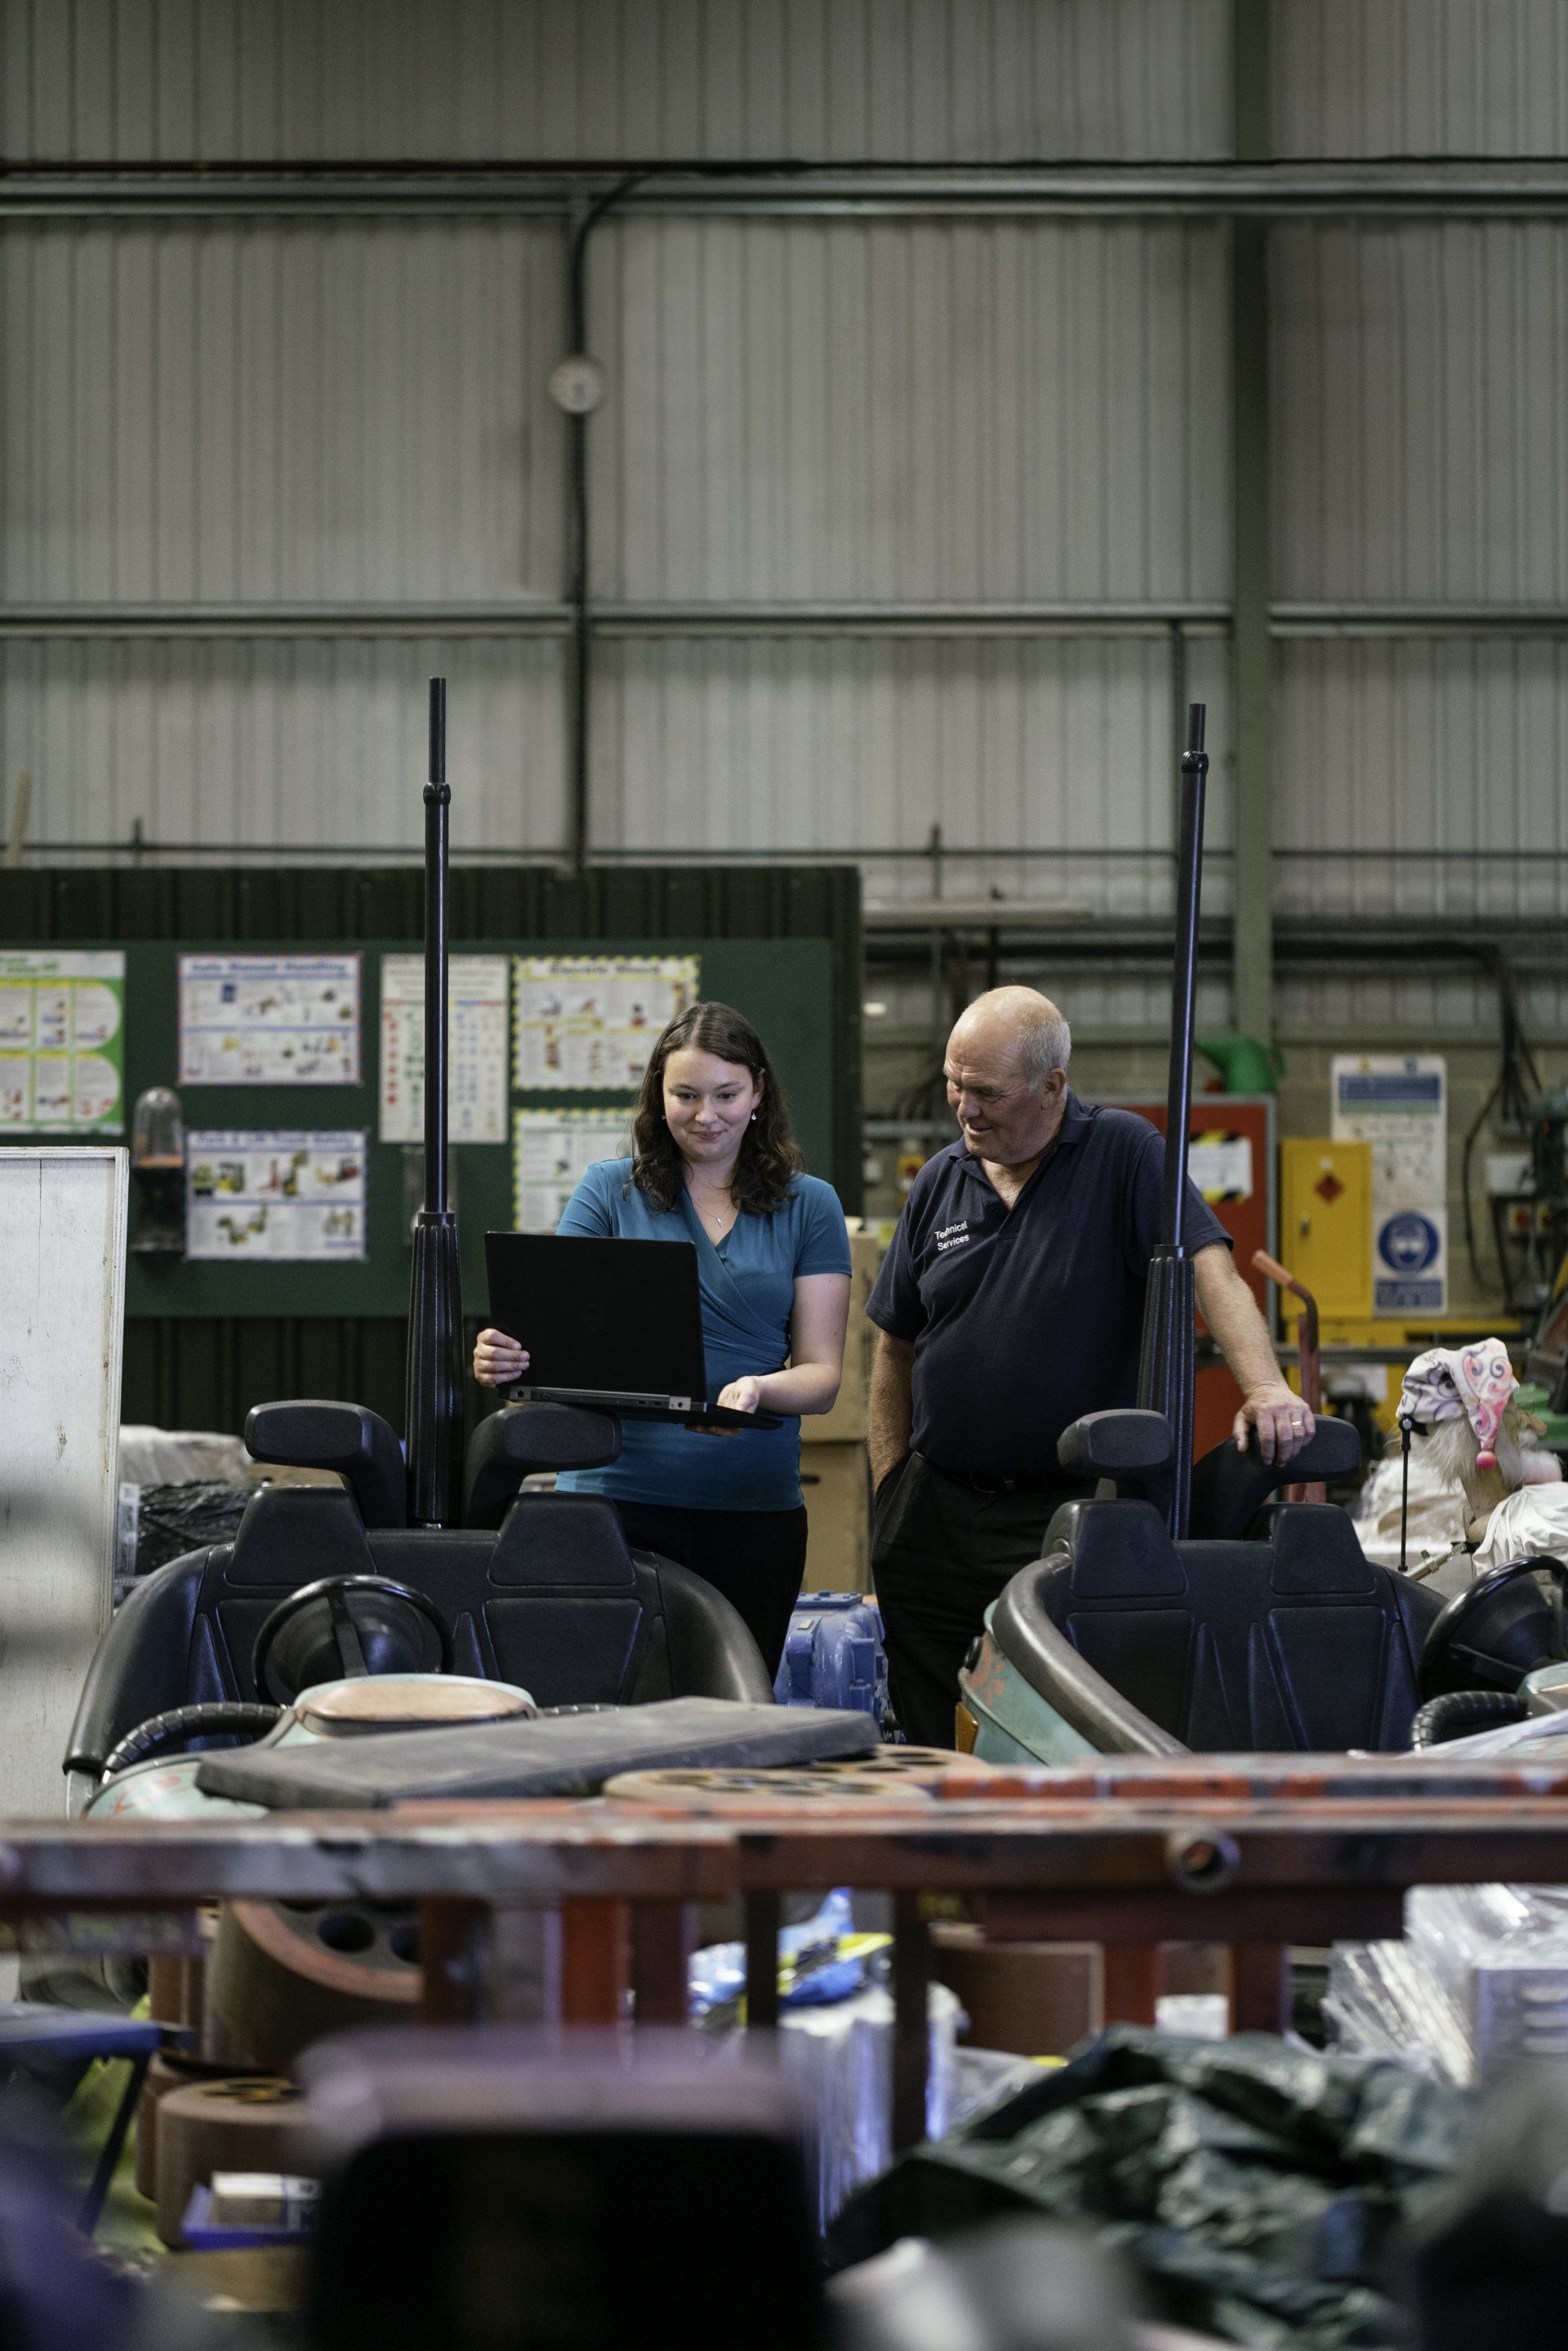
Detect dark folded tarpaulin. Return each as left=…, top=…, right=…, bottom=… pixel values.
left=829, top=2028, right=1476, bottom=2351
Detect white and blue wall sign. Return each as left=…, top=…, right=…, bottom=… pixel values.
left=1330, top=1056, right=1448, bottom=1315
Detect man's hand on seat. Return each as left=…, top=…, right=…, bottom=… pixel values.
left=1194, top=1250, right=1315, bottom=1466
left=1234, top=1382, right=1315, bottom=1464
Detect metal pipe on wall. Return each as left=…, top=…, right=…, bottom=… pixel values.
left=564, top=175, right=646, bottom=872
left=7, top=600, right=1566, bottom=640
left=7, top=162, right=1568, bottom=220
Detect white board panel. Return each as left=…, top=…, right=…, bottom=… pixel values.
left=0, top=1149, right=127, bottom=1819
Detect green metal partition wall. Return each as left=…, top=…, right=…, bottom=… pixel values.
left=0, top=865, right=861, bottom=1434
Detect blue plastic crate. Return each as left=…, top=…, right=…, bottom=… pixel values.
left=773, top=1592, right=889, bottom=1725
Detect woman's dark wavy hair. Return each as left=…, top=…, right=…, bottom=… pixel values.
left=630, top=1000, right=804, bottom=1215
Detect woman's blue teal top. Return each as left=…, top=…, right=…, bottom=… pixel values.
left=552, top=1158, right=852, bottom=1512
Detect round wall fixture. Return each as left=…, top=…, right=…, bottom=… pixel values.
left=549, top=354, right=606, bottom=414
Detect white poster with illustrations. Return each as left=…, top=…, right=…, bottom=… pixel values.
left=512, top=955, right=699, bottom=1091
left=179, top=954, right=361, bottom=1086
left=1331, top=1054, right=1448, bottom=1314
left=0, top=949, right=126, bottom=1133
left=186, top=1130, right=368, bottom=1260
left=513, top=1109, right=631, bottom=1232
left=379, top=954, right=509, bottom=1144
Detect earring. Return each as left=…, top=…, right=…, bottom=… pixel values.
left=751, top=1110, right=758, bottom=1121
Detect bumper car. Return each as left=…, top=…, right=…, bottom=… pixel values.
left=960, top=1404, right=1568, bottom=1761
left=67, top=1394, right=775, bottom=1813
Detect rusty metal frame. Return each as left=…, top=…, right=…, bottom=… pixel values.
left=7, top=1754, right=1568, bottom=2153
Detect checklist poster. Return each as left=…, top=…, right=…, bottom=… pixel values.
left=185, top=1130, right=368, bottom=1261
left=0, top=950, right=126, bottom=1133
left=512, top=955, right=699, bottom=1092
left=380, top=954, right=509, bottom=1145
left=513, top=1109, right=632, bottom=1231
left=179, top=954, right=361, bottom=1086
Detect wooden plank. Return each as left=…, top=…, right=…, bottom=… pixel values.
left=630, top=1902, right=697, bottom=2025
left=1102, top=1945, right=1160, bottom=2025
left=561, top=1900, right=630, bottom=2024
left=1232, top=1941, right=1293, bottom=2034
left=744, top=1892, right=781, bottom=2028
left=891, top=1894, right=931, bottom=2152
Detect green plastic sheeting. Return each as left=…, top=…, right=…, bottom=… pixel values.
left=830, top=2028, right=1476, bottom=2351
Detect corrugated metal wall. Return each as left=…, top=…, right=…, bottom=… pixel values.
left=1273, top=225, right=1568, bottom=604
left=1272, top=0, right=1568, bottom=157
left=2, top=635, right=567, bottom=854
left=2, top=1, right=1566, bottom=1047
left=1, top=0, right=1229, bottom=163
left=2, top=203, right=1229, bottom=923
left=1, top=220, right=564, bottom=601
left=596, top=633, right=1233, bottom=913
left=596, top=220, right=1229, bottom=603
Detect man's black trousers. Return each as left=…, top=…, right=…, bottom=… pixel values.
left=871, top=1453, right=1089, bottom=1749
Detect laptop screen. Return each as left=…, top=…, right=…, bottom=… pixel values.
left=485, top=1232, right=709, bottom=1400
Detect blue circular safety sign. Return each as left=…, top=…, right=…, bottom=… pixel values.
left=1378, top=1213, right=1441, bottom=1274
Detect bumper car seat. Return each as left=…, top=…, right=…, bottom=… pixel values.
left=66, top=1400, right=773, bottom=1781
left=973, top=1408, right=1446, bottom=1754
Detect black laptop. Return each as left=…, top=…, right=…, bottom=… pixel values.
left=484, top=1232, right=782, bottom=1429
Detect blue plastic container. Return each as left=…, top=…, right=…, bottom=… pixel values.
left=773, top=1591, right=889, bottom=1726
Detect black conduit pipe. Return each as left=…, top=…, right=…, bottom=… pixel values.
left=565, top=174, right=646, bottom=872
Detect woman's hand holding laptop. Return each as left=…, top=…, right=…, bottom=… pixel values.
left=473, top=1324, right=763, bottom=1434
left=473, top=1327, right=528, bottom=1387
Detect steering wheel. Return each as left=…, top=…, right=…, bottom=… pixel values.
left=252, top=1574, right=453, bottom=1705
left=1419, top=1555, right=1568, bottom=1703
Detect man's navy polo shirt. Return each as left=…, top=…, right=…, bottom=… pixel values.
left=866, top=1091, right=1231, bottom=1478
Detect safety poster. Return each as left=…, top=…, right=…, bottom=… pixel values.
left=512, top=955, right=699, bottom=1091
left=178, top=954, right=361, bottom=1086
left=0, top=949, right=126, bottom=1133
left=185, top=1130, right=368, bottom=1260
left=1331, top=1054, right=1448, bottom=1314
left=379, top=954, right=509, bottom=1145
left=513, top=1109, right=633, bottom=1231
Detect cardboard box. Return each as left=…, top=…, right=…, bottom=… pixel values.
left=804, top=1229, right=884, bottom=1447
left=800, top=1440, right=872, bottom=1595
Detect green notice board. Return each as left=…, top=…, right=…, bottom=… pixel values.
left=61, top=937, right=838, bottom=1319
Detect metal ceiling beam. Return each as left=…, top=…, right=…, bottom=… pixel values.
left=0, top=599, right=1229, bottom=640
left=9, top=599, right=1568, bottom=640
left=7, top=162, right=1568, bottom=220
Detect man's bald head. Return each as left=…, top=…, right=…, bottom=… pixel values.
left=942, top=988, right=1072, bottom=1169
left=947, top=988, right=1071, bottom=1085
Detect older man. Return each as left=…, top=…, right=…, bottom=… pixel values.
left=866, top=986, right=1312, bottom=1748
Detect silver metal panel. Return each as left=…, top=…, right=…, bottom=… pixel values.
left=1272, top=222, right=1568, bottom=604
left=1276, top=636, right=1568, bottom=924
left=595, top=218, right=1231, bottom=603
left=1275, top=969, right=1568, bottom=1044
left=589, top=630, right=1233, bottom=915
left=1, top=637, right=567, bottom=854
left=1, top=1, right=1229, bottom=164
left=1272, top=1, right=1568, bottom=158
left=1, top=220, right=564, bottom=604
left=0, top=1149, right=127, bottom=1820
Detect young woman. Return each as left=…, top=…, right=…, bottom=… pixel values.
left=473, top=1000, right=852, bottom=1675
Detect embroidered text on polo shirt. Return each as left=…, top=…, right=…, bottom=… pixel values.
left=934, top=1221, right=970, bottom=1252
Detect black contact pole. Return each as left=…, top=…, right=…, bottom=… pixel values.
left=1137, top=701, right=1209, bottom=1538
left=403, top=676, right=465, bottom=1526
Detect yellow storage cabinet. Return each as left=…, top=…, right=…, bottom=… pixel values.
left=1278, top=1139, right=1374, bottom=1322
